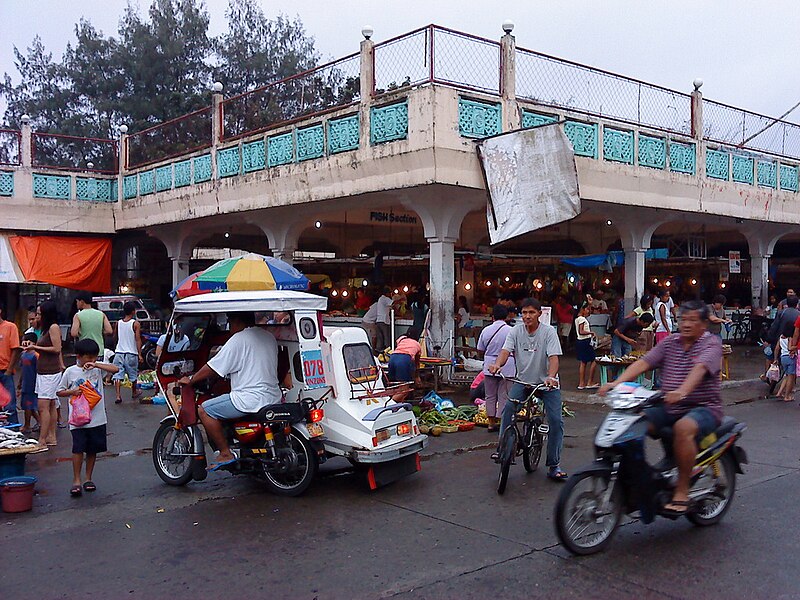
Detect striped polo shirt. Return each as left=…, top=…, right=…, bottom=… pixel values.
left=642, top=331, right=723, bottom=420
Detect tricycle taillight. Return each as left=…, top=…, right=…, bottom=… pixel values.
left=396, top=423, right=412, bottom=436
left=309, top=408, right=324, bottom=423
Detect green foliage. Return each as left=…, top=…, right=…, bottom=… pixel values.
left=0, top=0, right=328, bottom=144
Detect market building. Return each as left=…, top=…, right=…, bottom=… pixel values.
left=2, top=23, right=800, bottom=350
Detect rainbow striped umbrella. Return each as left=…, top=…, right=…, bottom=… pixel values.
left=193, top=253, right=309, bottom=292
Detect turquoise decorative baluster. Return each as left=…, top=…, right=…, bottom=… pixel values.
left=217, top=146, right=240, bottom=178
left=780, top=164, right=798, bottom=192
left=174, top=159, right=192, bottom=188
left=76, top=177, right=113, bottom=202
left=32, top=174, right=71, bottom=199
left=0, top=171, right=13, bottom=196
left=123, top=174, right=138, bottom=199
left=563, top=121, right=598, bottom=158
left=297, top=125, right=325, bottom=161
left=458, top=98, right=502, bottom=138
left=328, top=114, right=359, bottom=154
left=757, top=160, right=776, bottom=188
left=521, top=110, right=558, bottom=129
left=268, top=132, right=294, bottom=167
left=603, top=127, right=634, bottom=164
left=705, top=149, right=729, bottom=180
left=669, top=141, right=696, bottom=175
left=371, top=101, right=409, bottom=144
left=156, top=165, right=173, bottom=191
left=193, top=154, right=212, bottom=183
left=242, top=140, right=266, bottom=172
left=731, top=155, right=754, bottom=184
left=139, top=170, right=155, bottom=195
left=638, top=134, right=666, bottom=169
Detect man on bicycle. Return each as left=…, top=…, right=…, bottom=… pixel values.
left=489, top=298, right=567, bottom=481
left=598, top=300, right=723, bottom=515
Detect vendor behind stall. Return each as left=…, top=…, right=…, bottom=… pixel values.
left=388, top=327, right=422, bottom=383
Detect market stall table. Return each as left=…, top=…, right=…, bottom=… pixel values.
left=595, top=356, right=654, bottom=389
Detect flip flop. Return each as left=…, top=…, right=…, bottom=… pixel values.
left=83, top=481, right=97, bottom=492
left=207, top=457, right=238, bottom=472
left=29, top=445, right=49, bottom=454
left=661, top=499, right=692, bottom=516
left=547, top=467, right=569, bottom=481
left=70, top=485, right=82, bottom=497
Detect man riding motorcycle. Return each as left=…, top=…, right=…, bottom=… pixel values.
left=598, top=300, right=723, bottom=515
left=178, top=311, right=281, bottom=471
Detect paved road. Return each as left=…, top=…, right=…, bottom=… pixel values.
left=3, top=383, right=799, bottom=600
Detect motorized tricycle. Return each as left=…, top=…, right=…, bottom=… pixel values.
left=554, top=384, right=747, bottom=555
left=151, top=290, right=427, bottom=495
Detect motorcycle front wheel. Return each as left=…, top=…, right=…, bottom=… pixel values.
left=687, top=452, right=736, bottom=526
left=153, top=422, right=195, bottom=486
left=555, top=470, right=622, bottom=555
left=260, top=431, right=318, bottom=497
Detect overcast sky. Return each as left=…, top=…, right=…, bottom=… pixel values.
left=1, top=0, right=799, bottom=122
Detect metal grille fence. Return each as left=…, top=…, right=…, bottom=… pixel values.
left=126, top=107, right=212, bottom=170
left=373, top=26, right=432, bottom=95
left=0, top=129, right=21, bottom=166
left=432, top=26, right=500, bottom=95
left=221, top=53, right=361, bottom=142
left=515, top=46, right=692, bottom=135
left=32, top=132, right=118, bottom=174
left=703, top=99, right=800, bottom=159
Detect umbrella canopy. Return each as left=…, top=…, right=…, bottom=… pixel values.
left=170, top=272, right=208, bottom=300
left=194, top=253, right=309, bottom=292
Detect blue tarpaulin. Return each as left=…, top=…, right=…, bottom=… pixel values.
left=560, top=249, right=668, bottom=268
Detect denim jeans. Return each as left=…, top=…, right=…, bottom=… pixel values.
left=500, top=383, right=564, bottom=467
left=611, top=336, right=632, bottom=357
left=0, top=373, right=19, bottom=425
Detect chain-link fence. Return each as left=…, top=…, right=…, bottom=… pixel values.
left=0, top=129, right=21, bottom=166
left=221, top=53, right=361, bottom=142
left=373, top=26, right=432, bottom=96
left=432, top=26, right=500, bottom=95
left=515, top=46, right=692, bottom=135
left=126, top=106, right=212, bottom=170
left=703, top=99, right=800, bottom=159
left=32, top=132, right=118, bottom=173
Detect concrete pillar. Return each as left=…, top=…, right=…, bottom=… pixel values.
left=148, top=227, right=204, bottom=288
left=408, top=197, right=479, bottom=357
left=499, top=26, right=519, bottom=131
left=358, top=35, right=375, bottom=152
left=20, top=120, right=32, bottom=168
left=249, top=213, right=307, bottom=266
left=624, top=249, right=646, bottom=313
left=210, top=90, right=224, bottom=178
left=171, top=254, right=191, bottom=287
left=750, top=254, right=770, bottom=309
left=690, top=80, right=703, bottom=141
left=614, top=214, right=669, bottom=313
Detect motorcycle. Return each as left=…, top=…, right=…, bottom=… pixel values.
left=141, top=332, right=160, bottom=370
left=554, top=384, right=748, bottom=555
left=152, top=377, right=326, bottom=496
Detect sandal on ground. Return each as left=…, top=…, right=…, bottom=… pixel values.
left=577, top=386, right=585, bottom=390
left=70, top=485, right=82, bottom=497
left=660, top=499, right=691, bottom=516
left=487, top=425, right=498, bottom=432
left=57, top=422, right=67, bottom=429
left=29, top=445, right=49, bottom=454
left=547, top=467, right=569, bottom=481
left=115, top=398, right=123, bottom=404
left=490, top=451, right=500, bottom=461
left=82, top=481, right=97, bottom=492
left=585, top=384, right=600, bottom=389
left=207, top=457, right=238, bottom=472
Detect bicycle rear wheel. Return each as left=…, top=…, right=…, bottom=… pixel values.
left=523, top=418, right=544, bottom=473
left=497, top=425, right=517, bottom=495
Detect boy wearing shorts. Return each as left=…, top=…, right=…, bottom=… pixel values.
left=57, top=339, right=119, bottom=497
left=112, top=301, right=142, bottom=404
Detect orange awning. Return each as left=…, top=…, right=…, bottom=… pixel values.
left=9, top=236, right=112, bottom=292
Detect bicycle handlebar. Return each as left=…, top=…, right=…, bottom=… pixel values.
left=496, top=373, right=556, bottom=393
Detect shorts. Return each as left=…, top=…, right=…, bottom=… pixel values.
left=201, top=394, right=248, bottom=421
left=644, top=405, right=720, bottom=438
left=71, top=424, right=107, bottom=454
left=112, top=353, right=139, bottom=382
left=388, top=353, right=415, bottom=382
left=575, top=338, right=595, bottom=363
left=20, top=392, right=38, bottom=411
left=558, top=323, right=572, bottom=338
left=780, top=354, right=797, bottom=376
left=35, top=373, right=61, bottom=399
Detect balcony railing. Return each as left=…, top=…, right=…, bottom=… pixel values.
left=31, top=132, right=117, bottom=174
left=0, top=129, right=21, bottom=166
left=220, top=53, right=361, bottom=142
left=703, top=99, right=800, bottom=159
left=126, top=106, right=213, bottom=170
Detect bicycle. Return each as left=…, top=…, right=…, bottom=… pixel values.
left=495, top=376, right=552, bottom=495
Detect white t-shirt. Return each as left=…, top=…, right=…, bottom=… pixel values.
left=362, top=302, right=378, bottom=324
left=655, top=301, right=673, bottom=333
left=207, top=327, right=281, bottom=413
left=58, top=365, right=107, bottom=430
left=574, top=316, right=592, bottom=340
left=376, top=295, right=393, bottom=324
left=457, top=307, right=471, bottom=324
left=158, top=333, right=190, bottom=352
left=780, top=336, right=790, bottom=357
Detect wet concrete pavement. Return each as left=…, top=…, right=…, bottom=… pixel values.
left=3, top=380, right=800, bottom=599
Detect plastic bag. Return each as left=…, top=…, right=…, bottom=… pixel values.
left=69, top=394, right=92, bottom=427
left=79, top=381, right=102, bottom=409
left=766, top=363, right=781, bottom=382
left=422, top=390, right=455, bottom=411
left=0, top=384, right=10, bottom=409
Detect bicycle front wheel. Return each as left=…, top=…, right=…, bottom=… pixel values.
left=522, top=418, right=544, bottom=473
left=497, top=425, right=517, bottom=495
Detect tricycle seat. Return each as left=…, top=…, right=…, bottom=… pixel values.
left=238, top=402, right=305, bottom=424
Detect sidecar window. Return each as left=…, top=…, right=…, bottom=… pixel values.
left=343, top=343, right=379, bottom=382
left=170, top=314, right=212, bottom=351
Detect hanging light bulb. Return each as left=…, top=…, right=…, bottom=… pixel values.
left=331, top=289, right=338, bottom=297
left=393, top=288, right=399, bottom=295
left=464, top=282, right=472, bottom=291
left=652, top=278, right=659, bottom=284
left=362, top=279, right=368, bottom=287
left=341, top=290, right=349, bottom=297
left=402, top=285, right=409, bottom=293
left=720, top=282, right=727, bottom=289
left=665, top=280, right=672, bottom=287
left=691, top=278, right=697, bottom=285
left=485, top=280, right=492, bottom=287
left=603, top=278, right=611, bottom=285
left=504, top=276, right=510, bottom=282
left=315, top=221, right=322, bottom=228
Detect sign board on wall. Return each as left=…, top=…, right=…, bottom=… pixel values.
left=728, top=251, right=741, bottom=274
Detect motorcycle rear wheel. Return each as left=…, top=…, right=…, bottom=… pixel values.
left=153, top=422, right=194, bottom=486
left=686, top=453, right=736, bottom=526
left=555, top=471, right=622, bottom=555
left=260, top=431, right=318, bottom=497
left=497, top=426, right=517, bottom=495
